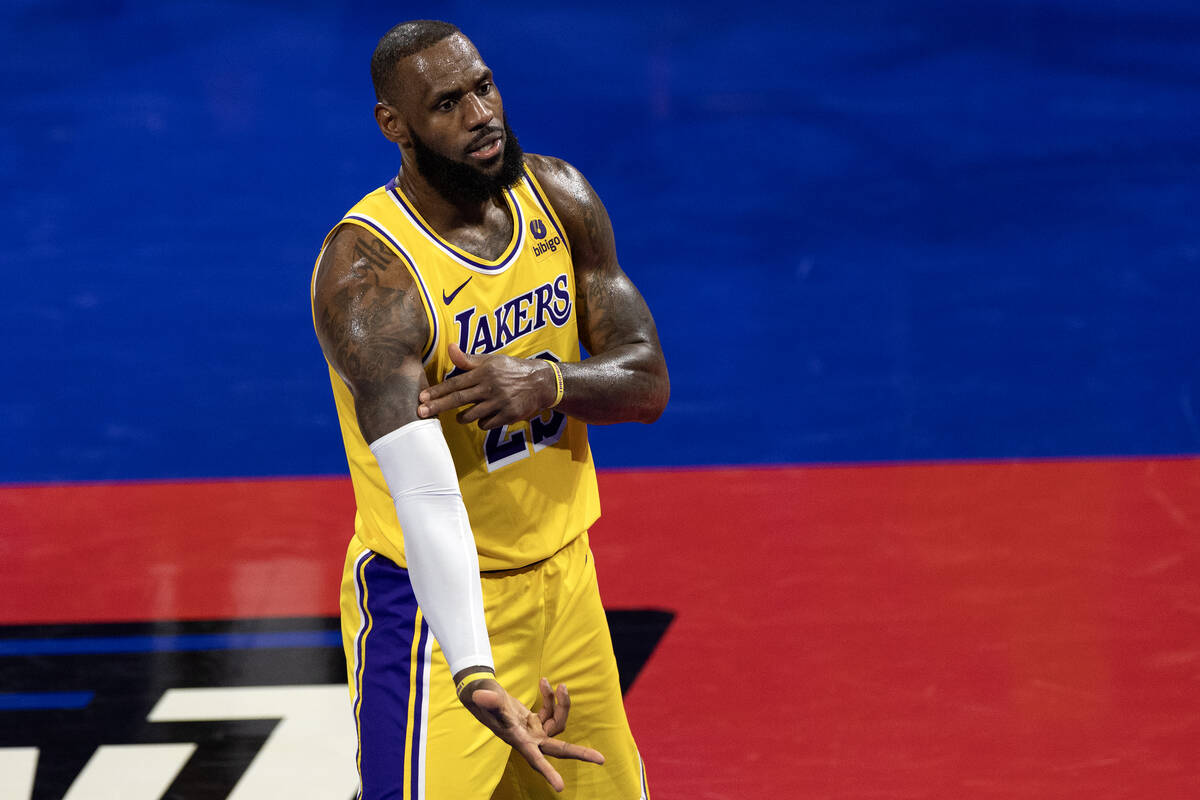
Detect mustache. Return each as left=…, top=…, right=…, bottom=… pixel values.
left=465, top=126, right=503, bottom=154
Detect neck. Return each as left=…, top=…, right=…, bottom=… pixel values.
left=395, top=159, right=504, bottom=230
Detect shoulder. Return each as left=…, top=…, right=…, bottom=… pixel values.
left=524, top=153, right=596, bottom=215
left=312, top=221, right=427, bottom=347
left=523, top=154, right=613, bottom=262
left=315, top=222, right=415, bottom=301
left=311, top=217, right=432, bottom=384
left=524, top=153, right=579, bottom=187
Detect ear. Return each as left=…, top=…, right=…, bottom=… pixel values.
left=375, top=102, right=410, bottom=146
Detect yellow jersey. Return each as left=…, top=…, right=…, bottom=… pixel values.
left=312, top=165, right=601, bottom=571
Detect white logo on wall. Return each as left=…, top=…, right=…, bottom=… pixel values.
left=0, top=685, right=358, bottom=800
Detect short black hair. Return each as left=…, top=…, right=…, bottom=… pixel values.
left=371, top=19, right=461, bottom=104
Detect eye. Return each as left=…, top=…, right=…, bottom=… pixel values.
left=478, top=82, right=492, bottom=96
left=436, top=98, right=456, bottom=112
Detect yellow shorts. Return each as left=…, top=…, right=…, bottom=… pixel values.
left=340, top=531, right=649, bottom=799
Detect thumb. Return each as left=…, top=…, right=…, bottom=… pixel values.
left=470, top=687, right=503, bottom=711
left=449, top=342, right=482, bottom=371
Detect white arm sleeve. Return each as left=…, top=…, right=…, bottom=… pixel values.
left=369, top=419, right=493, bottom=676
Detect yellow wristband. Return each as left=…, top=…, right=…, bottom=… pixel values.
left=455, top=670, right=496, bottom=696
left=546, top=360, right=564, bottom=408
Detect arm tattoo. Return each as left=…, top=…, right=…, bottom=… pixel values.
left=350, top=236, right=394, bottom=285
left=529, top=154, right=668, bottom=423
left=315, top=227, right=430, bottom=439
left=579, top=266, right=624, bottom=356
left=573, top=194, right=651, bottom=356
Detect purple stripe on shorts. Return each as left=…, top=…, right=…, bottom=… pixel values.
left=357, top=552, right=423, bottom=799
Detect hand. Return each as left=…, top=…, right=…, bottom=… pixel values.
left=417, top=344, right=556, bottom=429
left=460, top=676, right=605, bottom=792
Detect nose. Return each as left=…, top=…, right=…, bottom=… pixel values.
left=463, top=93, right=494, bottom=130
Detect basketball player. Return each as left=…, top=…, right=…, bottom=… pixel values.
left=310, top=19, right=669, bottom=799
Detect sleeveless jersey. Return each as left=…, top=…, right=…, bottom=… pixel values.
left=312, top=165, right=601, bottom=572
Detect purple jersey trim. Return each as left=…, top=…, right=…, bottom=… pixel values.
left=342, top=213, right=439, bottom=364
left=388, top=185, right=525, bottom=273
left=522, top=168, right=568, bottom=251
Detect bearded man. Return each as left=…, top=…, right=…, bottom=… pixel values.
left=312, top=19, right=668, bottom=799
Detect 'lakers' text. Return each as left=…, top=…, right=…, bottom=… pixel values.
left=452, top=273, right=571, bottom=358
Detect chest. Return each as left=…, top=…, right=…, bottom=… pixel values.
left=414, top=201, right=575, bottom=364
left=438, top=203, right=514, bottom=262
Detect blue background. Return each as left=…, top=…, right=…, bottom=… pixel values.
left=2, top=0, right=1198, bottom=482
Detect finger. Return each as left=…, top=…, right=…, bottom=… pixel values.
left=517, top=741, right=565, bottom=793
left=469, top=687, right=504, bottom=713
left=420, top=384, right=489, bottom=419
left=473, top=409, right=510, bottom=430
left=463, top=401, right=515, bottom=430
left=418, top=366, right=482, bottom=412
left=537, top=678, right=556, bottom=732
left=550, top=683, right=570, bottom=736
left=420, top=371, right=475, bottom=402
left=538, top=737, right=606, bottom=765
left=448, top=342, right=483, bottom=373
left=455, top=396, right=502, bottom=426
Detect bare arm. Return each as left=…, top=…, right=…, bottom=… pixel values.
left=416, top=154, right=669, bottom=426
left=313, top=225, right=429, bottom=441
left=532, top=154, right=669, bottom=424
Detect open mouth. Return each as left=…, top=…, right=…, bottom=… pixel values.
left=468, top=134, right=503, bottom=160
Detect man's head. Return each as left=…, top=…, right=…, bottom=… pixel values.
left=371, top=20, right=524, bottom=205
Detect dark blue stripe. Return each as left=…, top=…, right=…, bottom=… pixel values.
left=409, top=617, right=430, bottom=798
left=523, top=170, right=567, bottom=247
left=0, top=630, right=340, bottom=657
left=357, top=552, right=421, bottom=797
left=391, top=186, right=524, bottom=271
left=0, top=691, right=94, bottom=711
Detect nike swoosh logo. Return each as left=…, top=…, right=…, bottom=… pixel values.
left=442, top=276, right=472, bottom=305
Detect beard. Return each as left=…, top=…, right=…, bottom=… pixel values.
left=408, top=117, right=525, bottom=206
